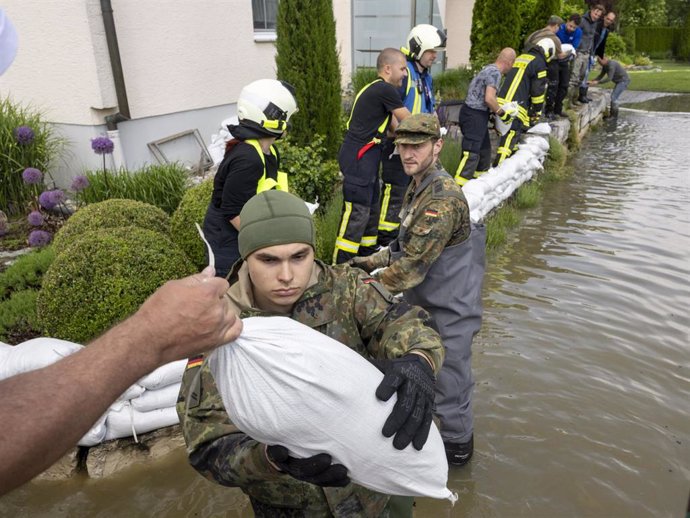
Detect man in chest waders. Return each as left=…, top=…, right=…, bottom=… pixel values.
left=350, top=113, right=486, bottom=466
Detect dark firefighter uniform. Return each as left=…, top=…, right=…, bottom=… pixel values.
left=334, top=78, right=404, bottom=264
left=492, top=48, right=548, bottom=167
left=378, top=56, right=435, bottom=248
left=203, top=138, right=288, bottom=277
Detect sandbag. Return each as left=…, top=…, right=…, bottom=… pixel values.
left=137, top=359, right=186, bottom=390
left=131, top=383, right=180, bottom=412
left=209, top=316, right=457, bottom=502
left=104, top=402, right=179, bottom=441
left=0, top=337, right=83, bottom=380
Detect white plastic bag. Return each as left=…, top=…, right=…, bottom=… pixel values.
left=137, top=359, right=186, bottom=390
left=0, top=337, right=83, bottom=380
left=104, top=402, right=179, bottom=441
left=131, top=383, right=180, bottom=412
left=209, top=316, right=456, bottom=502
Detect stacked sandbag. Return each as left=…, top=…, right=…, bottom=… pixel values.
left=210, top=316, right=457, bottom=502
left=462, top=133, right=550, bottom=223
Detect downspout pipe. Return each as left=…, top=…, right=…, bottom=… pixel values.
left=100, top=0, right=130, bottom=130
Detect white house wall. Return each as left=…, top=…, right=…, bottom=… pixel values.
left=445, top=0, right=474, bottom=68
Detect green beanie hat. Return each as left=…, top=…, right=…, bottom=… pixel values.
left=238, top=190, right=315, bottom=259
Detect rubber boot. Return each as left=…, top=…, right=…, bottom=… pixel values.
left=579, top=86, right=590, bottom=104
left=569, top=87, right=581, bottom=106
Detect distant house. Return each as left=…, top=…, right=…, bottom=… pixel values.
left=1, top=0, right=473, bottom=187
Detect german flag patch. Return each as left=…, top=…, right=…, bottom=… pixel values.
left=186, top=355, right=204, bottom=369
left=424, top=209, right=439, bottom=217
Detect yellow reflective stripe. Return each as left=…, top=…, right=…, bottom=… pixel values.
left=378, top=183, right=393, bottom=230
left=532, top=94, right=545, bottom=104
left=361, top=235, right=377, bottom=246
left=496, top=131, right=516, bottom=164
left=335, top=238, right=360, bottom=253
left=455, top=150, right=470, bottom=179
left=334, top=202, right=358, bottom=262
left=537, top=70, right=547, bottom=78
left=275, top=171, right=288, bottom=191
left=455, top=175, right=470, bottom=186
left=377, top=115, right=390, bottom=135
left=246, top=140, right=287, bottom=193
left=347, top=78, right=383, bottom=130
left=474, top=170, right=488, bottom=178
left=505, top=66, right=526, bottom=103
left=379, top=221, right=399, bottom=231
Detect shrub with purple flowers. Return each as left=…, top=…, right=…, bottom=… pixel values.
left=14, top=125, right=35, bottom=145
left=91, top=136, right=115, bottom=155
left=70, top=175, right=90, bottom=192
left=27, top=211, right=44, bottom=227
left=38, top=189, right=65, bottom=210
left=22, top=167, right=43, bottom=185
left=27, top=230, right=52, bottom=248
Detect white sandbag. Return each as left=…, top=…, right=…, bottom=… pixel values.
left=104, top=403, right=179, bottom=441
left=131, top=383, right=181, bottom=412
left=0, top=337, right=83, bottom=380
left=78, top=413, right=108, bottom=447
left=138, top=359, right=186, bottom=390
left=118, top=383, right=145, bottom=402
left=209, top=316, right=456, bottom=502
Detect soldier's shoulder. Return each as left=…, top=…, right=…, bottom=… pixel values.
left=430, top=173, right=467, bottom=203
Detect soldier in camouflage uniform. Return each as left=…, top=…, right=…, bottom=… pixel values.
left=177, top=190, right=445, bottom=518
left=350, top=113, right=486, bottom=467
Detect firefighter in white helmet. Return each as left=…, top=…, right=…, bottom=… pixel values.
left=377, top=24, right=447, bottom=248
left=203, top=79, right=298, bottom=277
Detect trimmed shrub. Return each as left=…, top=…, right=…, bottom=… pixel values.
left=0, top=290, right=40, bottom=344
left=276, top=0, right=342, bottom=158
left=634, top=27, right=680, bottom=55
left=37, top=227, right=195, bottom=343
left=76, top=163, right=188, bottom=214
left=52, top=199, right=170, bottom=254
left=350, top=67, right=379, bottom=97
left=170, top=179, right=214, bottom=271
left=433, top=67, right=474, bottom=101
left=470, top=0, right=522, bottom=68
left=679, top=11, right=690, bottom=60
left=0, top=247, right=55, bottom=300
left=605, top=32, right=628, bottom=59
left=281, top=135, right=340, bottom=207
left=314, top=189, right=343, bottom=264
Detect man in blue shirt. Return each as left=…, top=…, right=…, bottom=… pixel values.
left=377, top=24, right=446, bottom=248
left=555, top=13, right=583, bottom=116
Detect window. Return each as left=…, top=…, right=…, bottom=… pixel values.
left=253, top=0, right=278, bottom=31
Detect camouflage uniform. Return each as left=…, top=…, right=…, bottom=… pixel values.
left=177, top=259, right=444, bottom=518
left=353, top=114, right=485, bottom=447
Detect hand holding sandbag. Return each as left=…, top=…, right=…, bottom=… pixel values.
left=374, top=355, right=435, bottom=451
left=266, top=445, right=350, bottom=487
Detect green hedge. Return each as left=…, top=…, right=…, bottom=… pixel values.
left=37, top=227, right=195, bottom=343
left=0, top=290, right=39, bottom=343
left=0, top=247, right=55, bottom=300
left=52, top=199, right=170, bottom=254
left=634, top=26, right=682, bottom=55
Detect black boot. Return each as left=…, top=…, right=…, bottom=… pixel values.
left=579, top=86, right=591, bottom=103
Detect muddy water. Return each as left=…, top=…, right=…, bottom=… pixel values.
left=2, top=110, right=689, bottom=517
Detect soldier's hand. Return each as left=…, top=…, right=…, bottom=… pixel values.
left=347, top=256, right=374, bottom=273
left=374, top=354, right=436, bottom=451
left=265, top=445, right=350, bottom=487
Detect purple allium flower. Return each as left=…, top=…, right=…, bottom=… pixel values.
left=91, top=136, right=114, bottom=155
left=14, top=126, right=35, bottom=145
left=70, top=174, right=90, bottom=192
left=27, top=210, right=45, bottom=226
left=22, top=167, right=43, bottom=184
left=38, top=189, right=65, bottom=210
left=28, top=230, right=52, bottom=248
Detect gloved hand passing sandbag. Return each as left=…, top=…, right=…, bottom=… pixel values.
left=373, top=355, right=435, bottom=451
left=266, top=445, right=350, bottom=487
left=209, top=316, right=456, bottom=502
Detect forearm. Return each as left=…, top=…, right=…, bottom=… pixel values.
left=0, top=318, right=157, bottom=495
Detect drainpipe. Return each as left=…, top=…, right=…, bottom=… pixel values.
left=100, top=0, right=130, bottom=129
left=100, top=0, right=129, bottom=170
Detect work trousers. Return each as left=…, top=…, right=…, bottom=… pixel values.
left=554, top=59, right=571, bottom=115
left=569, top=51, right=590, bottom=89
left=544, top=59, right=559, bottom=114
left=493, top=118, right=526, bottom=167
left=334, top=136, right=382, bottom=264
left=456, top=104, right=491, bottom=183
left=378, top=138, right=410, bottom=247
left=611, top=77, right=630, bottom=106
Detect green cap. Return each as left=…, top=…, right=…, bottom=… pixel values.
left=394, top=113, right=441, bottom=145
left=238, top=190, right=315, bottom=259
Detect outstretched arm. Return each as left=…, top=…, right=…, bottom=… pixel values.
left=0, top=267, right=242, bottom=496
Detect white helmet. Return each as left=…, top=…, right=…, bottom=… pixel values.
left=403, top=24, right=447, bottom=61
left=536, top=38, right=556, bottom=63
left=237, top=79, right=298, bottom=136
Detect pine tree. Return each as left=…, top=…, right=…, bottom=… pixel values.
left=470, top=0, right=523, bottom=67
left=275, top=0, right=342, bottom=158
left=523, top=0, right=563, bottom=46
left=469, top=0, right=488, bottom=66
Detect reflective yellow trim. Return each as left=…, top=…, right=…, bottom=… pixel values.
left=473, top=170, right=488, bottom=178
left=405, top=63, right=422, bottom=114
left=334, top=202, right=357, bottom=263
left=360, top=235, right=378, bottom=247
left=504, top=53, right=535, bottom=102
left=454, top=150, right=471, bottom=182
left=335, top=237, right=360, bottom=253
left=455, top=175, right=470, bottom=186
left=261, top=119, right=287, bottom=131
left=496, top=130, right=516, bottom=164
left=378, top=183, right=399, bottom=231
left=537, top=70, right=547, bottom=78
left=348, top=78, right=390, bottom=136
left=531, top=94, right=545, bottom=104
left=246, top=139, right=288, bottom=193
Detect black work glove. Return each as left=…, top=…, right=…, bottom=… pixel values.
left=373, top=354, right=436, bottom=451
left=265, top=445, right=350, bottom=487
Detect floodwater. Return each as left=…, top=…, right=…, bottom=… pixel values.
left=2, top=109, right=689, bottom=517
left=623, top=93, right=690, bottom=113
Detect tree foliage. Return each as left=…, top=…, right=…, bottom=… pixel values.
left=275, top=0, right=342, bottom=158
left=470, top=0, right=523, bottom=67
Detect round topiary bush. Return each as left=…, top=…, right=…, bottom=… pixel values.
left=52, top=199, right=170, bottom=254
left=37, top=226, right=195, bottom=343
left=170, top=179, right=213, bottom=271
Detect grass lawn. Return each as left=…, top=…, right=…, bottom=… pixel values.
left=625, top=60, right=690, bottom=93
